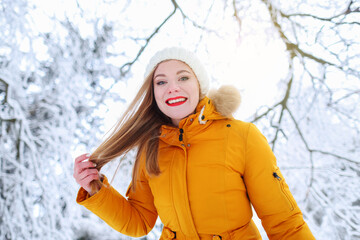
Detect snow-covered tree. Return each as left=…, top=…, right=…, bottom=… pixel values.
left=247, top=1, right=360, bottom=239
left=0, top=0, right=127, bottom=239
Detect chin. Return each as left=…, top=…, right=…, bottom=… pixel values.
left=169, top=114, right=187, bottom=120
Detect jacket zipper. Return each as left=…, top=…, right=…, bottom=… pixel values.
left=273, top=171, right=295, bottom=211
left=273, top=172, right=281, bottom=180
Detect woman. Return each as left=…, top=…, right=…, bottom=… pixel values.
left=74, top=47, right=315, bottom=239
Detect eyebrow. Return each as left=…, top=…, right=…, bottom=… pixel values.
left=153, top=70, right=192, bottom=80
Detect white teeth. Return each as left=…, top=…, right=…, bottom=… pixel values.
left=168, top=98, right=186, bottom=104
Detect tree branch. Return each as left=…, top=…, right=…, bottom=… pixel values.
left=262, top=0, right=349, bottom=71
left=312, top=149, right=360, bottom=164
left=232, top=0, right=242, bottom=32
left=119, top=3, right=178, bottom=76
left=97, top=1, right=179, bottom=104
left=332, top=90, right=360, bottom=105
left=251, top=102, right=281, bottom=123
left=270, top=73, right=293, bottom=149
left=172, top=0, right=220, bottom=36
left=0, top=78, right=9, bottom=104
left=286, top=108, right=315, bottom=198
left=281, top=0, right=360, bottom=22
left=0, top=118, right=16, bottom=123
left=287, top=42, right=338, bottom=67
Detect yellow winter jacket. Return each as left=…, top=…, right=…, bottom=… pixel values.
left=77, top=96, right=315, bottom=240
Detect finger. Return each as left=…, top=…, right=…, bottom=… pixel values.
left=74, top=153, right=91, bottom=163
left=79, top=173, right=100, bottom=192
left=74, top=166, right=96, bottom=182
left=78, top=168, right=99, bottom=182
left=74, top=154, right=92, bottom=174
left=80, top=173, right=99, bottom=185
left=75, top=161, right=97, bottom=175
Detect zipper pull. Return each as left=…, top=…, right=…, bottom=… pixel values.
left=179, top=128, right=184, bottom=142
left=273, top=172, right=282, bottom=181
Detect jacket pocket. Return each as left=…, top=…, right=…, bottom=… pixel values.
left=273, top=167, right=295, bottom=211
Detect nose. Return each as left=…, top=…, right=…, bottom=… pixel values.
left=167, top=80, right=180, bottom=94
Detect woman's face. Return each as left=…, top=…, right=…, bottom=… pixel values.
left=153, top=60, right=200, bottom=127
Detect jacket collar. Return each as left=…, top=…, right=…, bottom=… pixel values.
left=159, top=97, right=228, bottom=143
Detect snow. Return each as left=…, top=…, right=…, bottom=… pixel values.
left=1, top=0, right=359, bottom=239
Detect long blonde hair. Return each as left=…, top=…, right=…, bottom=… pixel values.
left=89, top=68, right=171, bottom=192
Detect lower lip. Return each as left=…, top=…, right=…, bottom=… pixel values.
left=166, top=100, right=187, bottom=106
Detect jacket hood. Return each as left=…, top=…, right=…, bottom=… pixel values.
left=207, top=85, right=241, bottom=117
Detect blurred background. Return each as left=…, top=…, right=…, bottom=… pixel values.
left=0, top=0, right=359, bottom=239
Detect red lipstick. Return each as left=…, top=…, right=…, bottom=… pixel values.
left=166, top=96, right=187, bottom=106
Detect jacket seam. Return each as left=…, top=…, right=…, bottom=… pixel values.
left=244, top=123, right=252, bottom=174
left=169, top=149, right=183, bottom=233
left=182, top=136, right=200, bottom=238
left=224, top=121, right=231, bottom=233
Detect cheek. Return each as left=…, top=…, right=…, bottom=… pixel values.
left=153, top=87, right=163, bottom=105
left=191, top=82, right=200, bottom=100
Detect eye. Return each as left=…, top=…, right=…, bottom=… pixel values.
left=179, top=76, right=189, bottom=81
left=155, top=80, right=166, bottom=86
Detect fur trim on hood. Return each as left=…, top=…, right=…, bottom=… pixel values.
left=207, top=85, right=241, bottom=117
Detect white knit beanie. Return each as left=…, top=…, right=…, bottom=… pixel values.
left=144, top=47, right=210, bottom=98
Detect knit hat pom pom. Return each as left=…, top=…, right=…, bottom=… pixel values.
left=208, top=85, right=241, bottom=117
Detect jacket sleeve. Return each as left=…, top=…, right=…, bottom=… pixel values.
left=76, top=165, right=158, bottom=238
left=243, top=123, right=315, bottom=240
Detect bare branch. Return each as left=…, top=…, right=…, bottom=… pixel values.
left=287, top=108, right=359, bottom=164
left=281, top=0, right=360, bottom=22
left=0, top=78, right=9, bottom=103
left=270, top=73, right=293, bottom=149
left=269, top=56, right=295, bottom=149
left=172, top=0, right=220, bottom=36
left=286, top=108, right=315, bottom=195
left=194, top=0, right=216, bottom=50
left=332, top=90, right=360, bottom=105
left=328, top=105, right=360, bottom=125
left=287, top=43, right=338, bottom=67
left=232, top=0, right=242, bottom=32
left=312, top=149, right=360, bottom=164
left=262, top=0, right=352, bottom=72
left=337, top=21, right=360, bottom=26
left=282, top=12, right=341, bottom=22
left=119, top=2, right=178, bottom=76
left=251, top=102, right=281, bottom=123
left=0, top=118, right=16, bottom=123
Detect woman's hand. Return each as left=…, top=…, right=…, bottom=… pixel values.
left=73, top=153, right=100, bottom=196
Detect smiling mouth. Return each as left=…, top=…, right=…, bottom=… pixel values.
left=166, top=97, right=187, bottom=106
